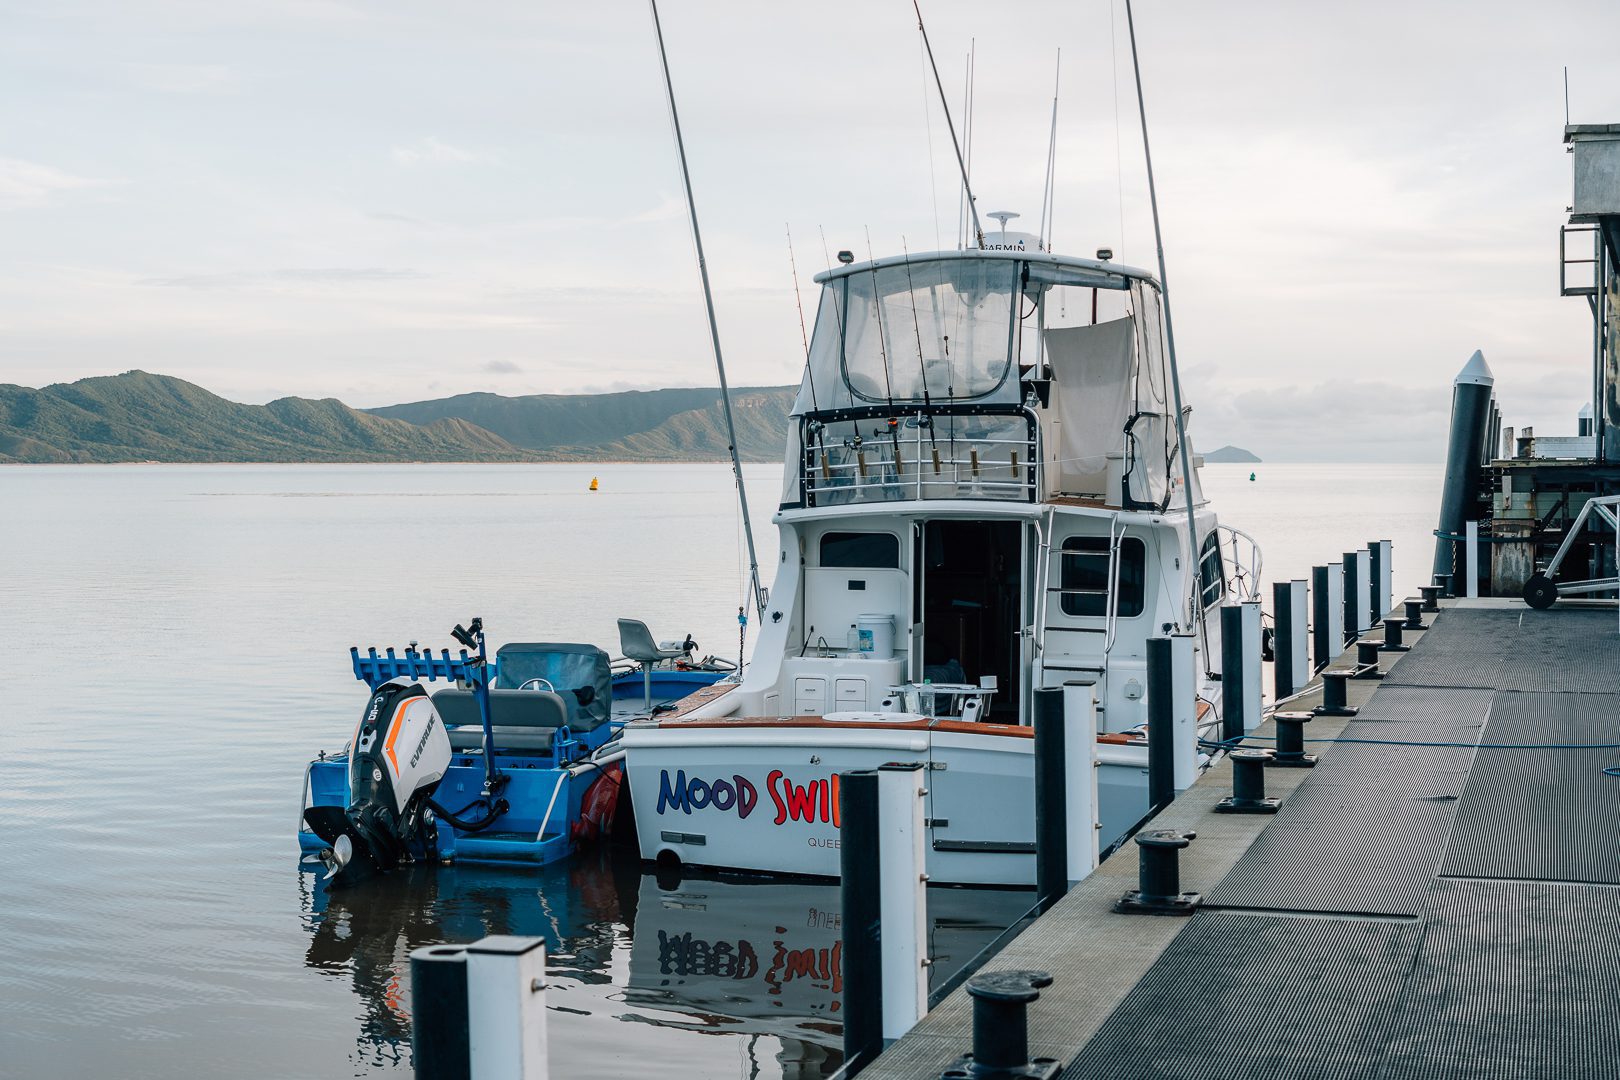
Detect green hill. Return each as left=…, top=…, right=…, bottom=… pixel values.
left=0, top=371, right=535, bottom=463
left=368, top=385, right=796, bottom=461
left=0, top=371, right=799, bottom=464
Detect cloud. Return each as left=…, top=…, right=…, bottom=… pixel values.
left=122, top=62, right=237, bottom=94
left=482, top=359, right=522, bottom=374
left=391, top=137, right=491, bottom=167
left=142, top=267, right=428, bottom=289
left=0, top=158, right=112, bottom=210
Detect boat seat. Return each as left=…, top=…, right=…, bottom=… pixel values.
left=431, top=688, right=588, bottom=752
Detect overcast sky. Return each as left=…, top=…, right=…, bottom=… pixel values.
left=2, top=0, right=1617, bottom=460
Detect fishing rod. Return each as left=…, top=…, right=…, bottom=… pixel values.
left=865, top=227, right=905, bottom=479
left=648, top=0, right=766, bottom=620
left=1123, top=0, right=1207, bottom=655
left=787, top=224, right=830, bottom=484
left=899, top=237, right=940, bottom=472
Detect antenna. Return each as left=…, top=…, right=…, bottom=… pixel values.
left=914, top=1, right=984, bottom=248
left=1564, top=66, right=1571, bottom=126
left=648, top=0, right=766, bottom=620
left=1038, top=49, right=1061, bottom=251
left=1123, top=0, right=1205, bottom=650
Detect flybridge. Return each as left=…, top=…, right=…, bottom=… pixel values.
left=786, top=247, right=1193, bottom=514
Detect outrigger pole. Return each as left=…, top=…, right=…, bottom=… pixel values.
left=914, top=0, right=984, bottom=248
left=1123, top=0, right=1206, bottom=647
left=649, top=0, right=767, bottom=621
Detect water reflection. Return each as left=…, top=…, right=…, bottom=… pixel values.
left=299, top=849, right=1032, bottom=1078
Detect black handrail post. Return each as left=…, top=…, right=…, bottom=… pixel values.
left=1034, top=687, right=1067, bottom=912
left=840, top=770, right=882, bottom=1074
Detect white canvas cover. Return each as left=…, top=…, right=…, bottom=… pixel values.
left=1041, top=317, right=1136, bottom=497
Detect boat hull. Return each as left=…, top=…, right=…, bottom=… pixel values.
left=621, top=715, right=1153, bottom=886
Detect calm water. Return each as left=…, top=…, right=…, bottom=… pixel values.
left=0, top=461, right=1440, bottom=1079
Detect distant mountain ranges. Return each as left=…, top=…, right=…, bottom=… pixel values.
left=0, top=371, right=1258, bottom=466
left=0, top=371, right=795, bottom=464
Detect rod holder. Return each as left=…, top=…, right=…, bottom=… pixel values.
left=1315, top=669, right=1358, bottom=717
left=939, top=971, right=1062, bottom=1080
left=1404, top=598, right=1428, bottom=629
left=1271, top=710, right=1317, bottom=768
left=1215, top=749, right=1280, bottom=814
left=1380, top=617, right=1410, bottom=652
left=1420, top=585, right=1443, bottom=613
left=1354, top=640, right=1385, bottom=677
left=1114, top=830, right=1200, bottom=916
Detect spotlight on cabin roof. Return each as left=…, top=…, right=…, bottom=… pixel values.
left=1096, top=248, right=1114, bottom=261
left=837, top=250, right=855, bottom=264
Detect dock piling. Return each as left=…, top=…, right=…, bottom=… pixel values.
left=1344, top=549, right=1372, bottom=644
left=410, top=945, right=471, bottom=1080
left=1370, top=539, right=1393, bottom=622
left=1273, top=580, right=1309, bottom=698
left=1311, top=564, right=1344, bottom=673
left=840, top=770, right=884, bottom=1071
left=1114, top=830, right=1200, bottom=915
left=1146, top=638, right=1175, bottom=812
left=1034, top=688, right=1068, bottom=911
left=940, top=971, right=1061, bottom=1080
left=840, top=764, right=930, bottom=1068
left=1220, top=602, right=1262, bottom=739
left=465, top=936, right=549, bottom=1080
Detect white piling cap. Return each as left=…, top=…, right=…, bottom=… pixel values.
left=1455, top=349, right=1494, bottom=387
left=1579, top=402, right=1594, bottom=418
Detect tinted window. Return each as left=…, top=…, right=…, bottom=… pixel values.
left=1199, top=533, right=1224, bottom=608
left=1059, top=536, right=1145, bottom=618
left=821, top=531, right=900, bottom=568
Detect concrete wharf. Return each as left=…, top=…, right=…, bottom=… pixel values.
left=864, top=601, right=1620, bottom=1079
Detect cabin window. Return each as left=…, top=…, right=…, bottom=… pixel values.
left=820, top=531, right=900, bottom=568
left=1059, top=536, right=1145, bottom=618
left=1199, top=533, right=1225, bottom=608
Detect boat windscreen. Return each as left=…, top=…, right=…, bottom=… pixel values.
left=795, top=258, right=1020, bottom=413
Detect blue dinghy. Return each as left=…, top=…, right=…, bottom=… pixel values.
left=298, top=618, right=731, bottom=885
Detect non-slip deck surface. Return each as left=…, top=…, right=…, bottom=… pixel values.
left=1066, top=607, right=1620, bottom=1079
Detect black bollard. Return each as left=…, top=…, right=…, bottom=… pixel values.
left=1315, top=670, right=1358, bottom=717
left=1215, top=750, right=1280, bottom=814
left=1404, top=598, right=1427, bottom=630
left=1033, top=688, right=1067, bottom=913
left=1434, top=572, right=1454, bottom=599
left=939, top=971, right=1061, bottom=1080
left=839, top=770, right=883, bottom=1073
left=1146, top=637, right=1175, bottom=813
left=410, top=945, right=471, bottom=1080
left=1380, top=617, right=1409, bottom=652
left=1420, top=585, right=1443, bottom=612
left=1354, top=639, right=1384, bottom=678
left=1271, top=711, right=1318, bottom=767
left=1114, top=830, right=1200, bottom=915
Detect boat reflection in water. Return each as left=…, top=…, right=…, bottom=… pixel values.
left=301, top=850, right=1031, bottom=1078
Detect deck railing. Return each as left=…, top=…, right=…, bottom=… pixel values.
left=801, top=419, right=1039, bottom=506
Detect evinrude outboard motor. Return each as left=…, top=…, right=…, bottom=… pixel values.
left=305, top=678, right=452, bottom=887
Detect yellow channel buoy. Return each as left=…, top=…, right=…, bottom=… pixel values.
left=589, top=476, right=599, bottom=492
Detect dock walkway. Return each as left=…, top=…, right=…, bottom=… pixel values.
left=866, top=601, right=1620, bottom=1079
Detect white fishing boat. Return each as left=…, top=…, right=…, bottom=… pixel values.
left=621, top=235, right=1261, bottom=885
